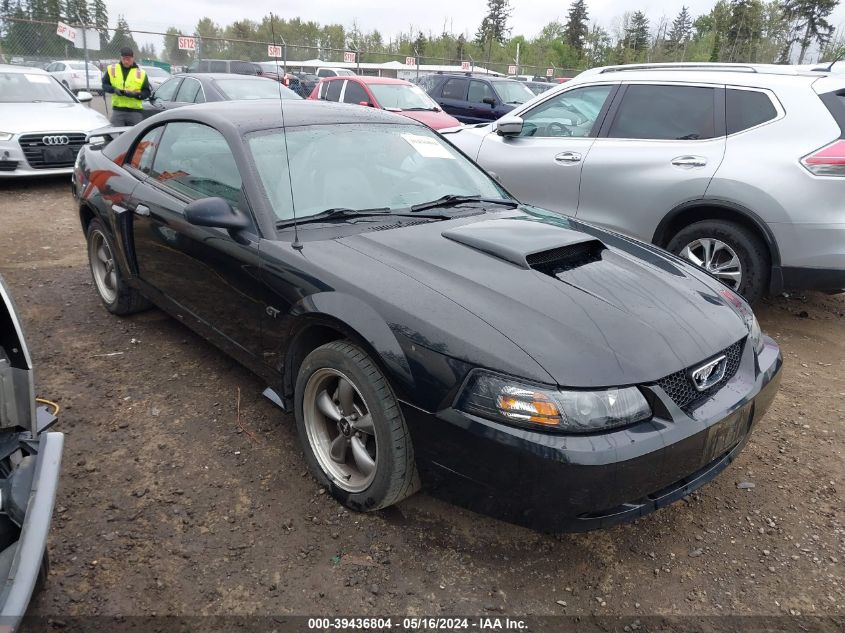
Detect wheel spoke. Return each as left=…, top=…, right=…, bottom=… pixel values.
left=97, top=245, right=109, bottom=264
left=107, top=271, right=117, bottom=290
left=316, top=390, right=342, bottom=422
left=352, top=413, right=374, bottom=434
left=701, top=239, right=715, bottom=268
left=680, top=245, right=704, bottom=268
left=329, top=434, right=349, bottom=463
left=713, top=254, right=740, bottom=272
left=336, top=378, right=355, bottom=416
left=350, top=436, right=375, bottom=477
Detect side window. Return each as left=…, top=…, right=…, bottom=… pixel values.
left=150, top=122, right=243, bottom=209
left=608, top=85, right=717, bottom=140
left=343, top=81, right=369, bottom=104
left=727, top=88, right=777, bottom=134
left=441, top=78, right=468, bottom=100
left=193, top=85, right=206, bottom=104
left=209, top=60, right=227, bottom=73
left=317, top=81, right=327, bottom=99
left=468, top=80, right=496, bottom=104
left=520, top=84, right=614, bottom=138
left=127, top=126, right=163, bottom=174
left=154, top=77, right=181, bottom=102
left=325, top=80, right=343, bottom=102
left=230, top=61, right=254, bottom=75
left=175, top=78, right=201, bottom=103
left=317, top=69, right=332, bottom=78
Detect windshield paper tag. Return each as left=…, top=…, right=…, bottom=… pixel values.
left=25, top=74, right=51, bottom=83
left=400, top=133, right=455, bottom=159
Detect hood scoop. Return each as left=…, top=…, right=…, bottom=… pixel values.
left=442, top=217, right=604, bottom=271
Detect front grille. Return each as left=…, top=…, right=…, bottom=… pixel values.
left=0, top=160, right=18, bottom=172
left=18, top=133, right=87, bottom=169
left=655, top=339, right=745, bottom=413
left=527, top=241, right=604, bottom=275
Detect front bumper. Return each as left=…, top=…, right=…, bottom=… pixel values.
left=404, top=337, right=782, bottom=532
left=0, top=431, right=63, bottom=631
left=0, top=138, right=80, bottom=178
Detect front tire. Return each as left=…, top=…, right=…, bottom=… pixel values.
left=86, top=218, right=151, bottom=315
left=294, top=341, right=419, bottom=511
left=667, top=219, right=769, bottom=304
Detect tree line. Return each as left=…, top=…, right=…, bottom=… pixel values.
left=1, top=0, right=842, bottom=70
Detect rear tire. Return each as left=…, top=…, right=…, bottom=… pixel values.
left=85, top=218, right=151, bottom=315
left=294, top=341, right=419, bottom=512
left=667, top=219, right=769, bottom=304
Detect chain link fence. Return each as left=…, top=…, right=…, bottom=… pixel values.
left=0, top=16, right=584, bottom=94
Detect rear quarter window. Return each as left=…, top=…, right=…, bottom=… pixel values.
left=819, top=89, right=845, bottom=137
left=726, top=89, right=778, bottom=134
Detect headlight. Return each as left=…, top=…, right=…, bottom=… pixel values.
left=720, top=289, right=764, bottom=354
left=0, top=132, right=12, bottom=141
left=456, top=370, right=652, bottom=433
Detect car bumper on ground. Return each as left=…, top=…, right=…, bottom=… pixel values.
left=0, top=430, right=64, bottom=630
left=403, top=337, right=782, bottom=532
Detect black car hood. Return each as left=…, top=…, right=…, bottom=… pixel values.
left=341, top=210, right=748, bottom=387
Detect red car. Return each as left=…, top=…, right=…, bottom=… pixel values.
left=308, top=76, right=460, bottom=130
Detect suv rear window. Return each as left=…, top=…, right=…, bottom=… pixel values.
left=727, top=89, right=777, bottom=134
left=441, top=78, right=468, bottom=100
left=609, top=85, right=717, bottom=140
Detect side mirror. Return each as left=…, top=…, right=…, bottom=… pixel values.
left=496, top=115, right=524, bottom=137
left=358, top=101, right=374, bottom=107
left=184, top=197, right=250, bottom=232
left=77, top=91, right=93, bottom=103
left=482, top=97, right=497, bottom=107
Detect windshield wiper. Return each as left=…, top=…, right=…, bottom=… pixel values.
left=276, top=207, right=391, bottom=227
left=275, top=207, right=451, bottom=228
left=404, top=107, right=437, bottom=111
left=410, top=194, right=518, bottom=213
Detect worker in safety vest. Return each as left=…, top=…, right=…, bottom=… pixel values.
left=101, top=46, right=151, bottom=126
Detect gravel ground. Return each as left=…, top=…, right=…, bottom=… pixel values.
left=0, top=176, right=843, bottom=624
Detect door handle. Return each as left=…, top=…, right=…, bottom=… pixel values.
left=672, top=155, right=708, bottom=168
left=134, top=204, right=150, bottom=217
left=554, top=151, right=582, bottom=164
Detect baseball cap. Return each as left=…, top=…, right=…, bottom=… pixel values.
left=120, top=47, right=134, bottom=57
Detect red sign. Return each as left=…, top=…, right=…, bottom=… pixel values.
left=405, top=56, right=416, bottom=66
left=546, top=67, right=554, bottom=77
left=178, top=36, right=196, bottom=51
left=460, top=61, right=470, bottom=71
left=343, top=51, right=356, bottom=64
left=267, top=45, right=282, bottom=58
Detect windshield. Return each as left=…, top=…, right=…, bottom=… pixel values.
left=0, top=72, right=75, bottom=103
left=369, top=84, right=438, bottom=110
left=493, top=80, right=535, bottom=104
left=248, top=123, right=508, bottom=222
left=214, top=78, right=301, bottom=100
left=142, top=66, right=170, bottom=77
left=69, top=62, right=99, bottom=72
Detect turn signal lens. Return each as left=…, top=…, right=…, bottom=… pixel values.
left=801, top=140, right=845, bottom=176
left=496, top=387, right=561, bottom=425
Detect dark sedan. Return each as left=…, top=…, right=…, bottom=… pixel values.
left=71, top=101, right=782, bottom=531
left=141, top=72, right=299, bottom=119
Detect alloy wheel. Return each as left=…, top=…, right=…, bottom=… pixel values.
left=89, top=230, right=118, bottom=304
left=302, top=368, right=378, bottom=493
left=679, top=238, right=742, bottom=290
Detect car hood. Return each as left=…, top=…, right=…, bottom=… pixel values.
left=3, top=102, right=110, bottom=134
left=342, top=210, right=749, bottom=387
left=396, top=109, right=461, bottom=130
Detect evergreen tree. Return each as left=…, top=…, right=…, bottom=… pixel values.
left=781, top=0, right=838, bottom=63
left=563, top=0, right=589, bottom=54
left=725, top=0, right=763, bottom=62
left=164, top=26, right=192, bottom=65
left=91, top=0, right=108, bottom=49
left=667, top=6, right=693, bottom=54
left=625, top=10, right=650, bottom=52
left=107, top=15, right=138, bottom=56
left=475, top=0, right=512, bottom=45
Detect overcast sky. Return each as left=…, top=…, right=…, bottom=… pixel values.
left=110, top=0, right=845, bottom=40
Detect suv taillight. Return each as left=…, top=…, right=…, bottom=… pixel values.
left=802, top=140, right=845, bottom=176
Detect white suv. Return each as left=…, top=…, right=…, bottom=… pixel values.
left=445, top=63, right=845, bottom=302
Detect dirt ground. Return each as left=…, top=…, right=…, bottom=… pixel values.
left=0, top=176, right=843, bottom=624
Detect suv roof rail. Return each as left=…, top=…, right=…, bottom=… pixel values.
left=598, top=63, right=759, bottom=74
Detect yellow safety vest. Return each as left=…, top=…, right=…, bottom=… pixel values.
left=107, top=64, right=146, bottom=109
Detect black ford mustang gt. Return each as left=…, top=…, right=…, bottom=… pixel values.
left=72, top=101, right=782, bottom=531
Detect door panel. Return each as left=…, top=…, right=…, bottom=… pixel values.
left=437, top=78, right=470, bottom=120
left=474, top=84, right=617, bottom=215
left=576, top=84, right=727, bottom=242
left=129, top=121, right=265, bottom=361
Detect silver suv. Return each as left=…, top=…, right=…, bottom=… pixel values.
left=444, top=63, right=845, bottom=303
